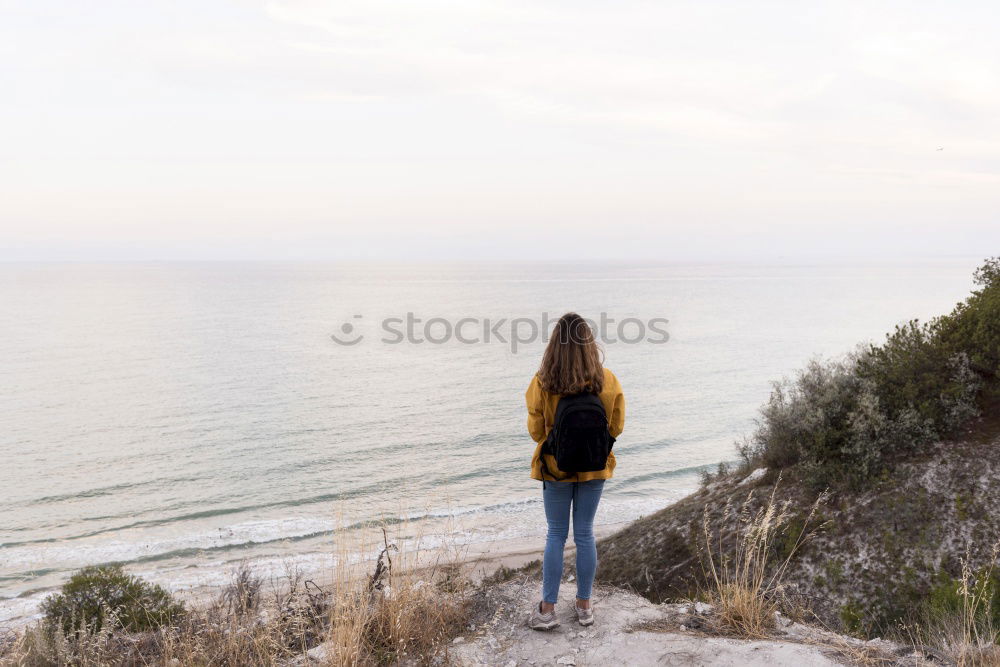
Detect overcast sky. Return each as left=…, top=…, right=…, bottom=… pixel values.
left=2, top=0, right=998, bottom=261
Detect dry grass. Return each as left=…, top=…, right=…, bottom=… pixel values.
left=1, top=525, right=471, bottom=666
left=701, top=478, right=826, bottom=639
left=322, top=529, right=470, bottom=666
left=893, top=544, right=1000, bottom=667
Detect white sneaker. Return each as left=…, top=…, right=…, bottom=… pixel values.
left=529, top=602, right=559, bottom=630
left=575, top=602, right=594, bottom=626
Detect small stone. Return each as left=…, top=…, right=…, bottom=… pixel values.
left=739, top=467, right=767, bottom=486
left=866, top=637, right=893, bottom=649
left=302, top=644, right=329, bottom=664
left=453, top=637, right=465, bottom=644
left=567, top=574, right=575, bottom=582
left=693, top=601, right=713, bottom=615
left=557, top=657, right=576, bottom=666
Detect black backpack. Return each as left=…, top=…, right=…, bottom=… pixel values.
left=541, top=392, right=615, bottom=480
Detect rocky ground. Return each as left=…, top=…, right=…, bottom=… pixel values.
left=447, top=578, right=925, bottom=667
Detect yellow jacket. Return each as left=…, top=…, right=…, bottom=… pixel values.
left=526, top=367, right=626, bottom=482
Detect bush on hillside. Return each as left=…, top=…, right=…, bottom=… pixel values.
left=741, top=257, right=998, bottom=490
left=924, top=567, right=1000, bottom=633
left=747, top=356, right=860, bottom=473
left=41, top=565, right=185, bottom=635
left=856, top=321, right=979, bottom=432
left=938, top=257, right=1000, bottom=381
left=908, top=554, right=1000, bottom=664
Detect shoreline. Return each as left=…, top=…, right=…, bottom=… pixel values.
left=0, top=520, right=633, bottom=630
left=174, top=520, right=632, bottom=613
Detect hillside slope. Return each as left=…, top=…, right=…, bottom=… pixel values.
left=597, top=412, right=1000, bottom=635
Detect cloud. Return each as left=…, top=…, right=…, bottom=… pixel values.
left=252, top=0, right=1000, bottom=158
left=1, top=0, right=999, bottom=259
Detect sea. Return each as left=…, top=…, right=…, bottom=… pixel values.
left=0, top=258, right=982, bottom=624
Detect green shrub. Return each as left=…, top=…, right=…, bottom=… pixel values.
left=839, top=600, right=866, bottom=636
left=925, top=568, right=1000, bottom=628
left=742, top=257, right=998, bottom=489
left=748, top=357, right=863, bottom=487
left=937, top=256, right=1000, bottom=381
left=41, top=565, right=185, bottom=635
left=858, top=320, right=967, bottom=430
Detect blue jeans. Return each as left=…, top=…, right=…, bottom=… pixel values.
left=542, top=479, right=605, bottom=604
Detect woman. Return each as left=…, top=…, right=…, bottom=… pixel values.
left=525, top=312, right=625, bottom=630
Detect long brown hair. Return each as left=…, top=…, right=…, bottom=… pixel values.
left=537, top=312, right=604, bottom=395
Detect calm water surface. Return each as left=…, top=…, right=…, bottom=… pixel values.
left=0, top=259, right=981, bottom=622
